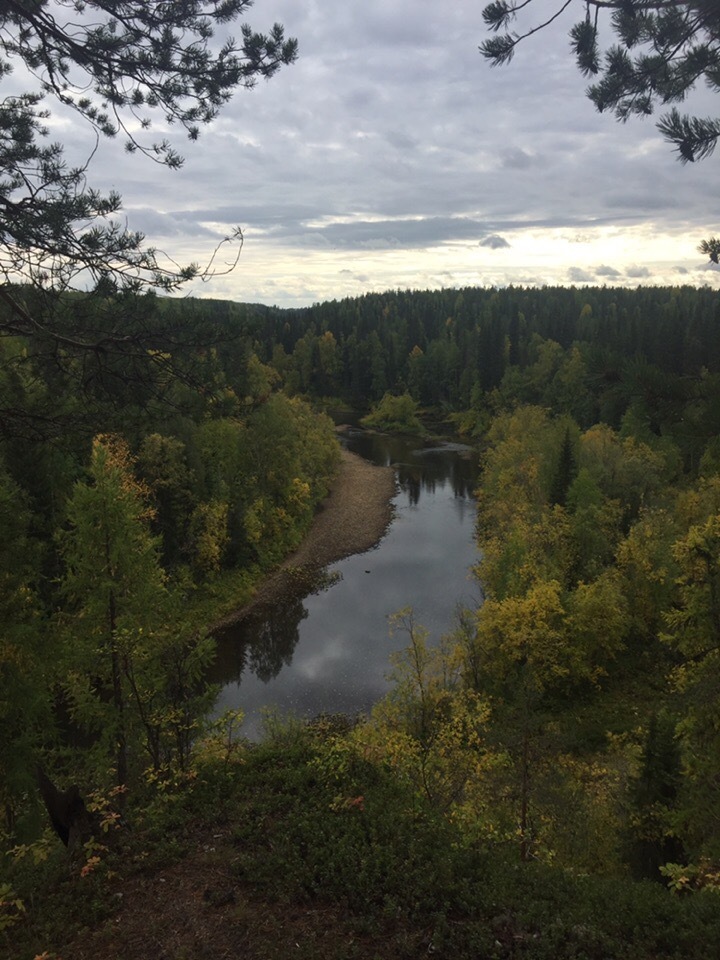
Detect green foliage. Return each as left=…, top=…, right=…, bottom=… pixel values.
left=57, top=435, right=216, bottom=785
left=0, top=2, right=296, bottom=443
left=465, top=398, right=697, bottom=868
left=360, top=391, right=425, bottom=434
left=217, top=729, right=719, bottom=956
left=0, top=883, right=24, bottom=934
left=360, top=609, right=494, bottom=817
left=229, top=740, right=458, bottom=923
left=188, top=498, right=230, bottom=578
left=548, top=426, right=576, bottom=507
left=14, top=728, right=720, bottom=960
left=252, top=286, right=720, bottom=450
left=566, top=468, right=621, bottom=577
left=240, top=394, right=340, bottom=564
left=624, top=713, right=684, bottom=880
left=580, top=425, right=668, bottom=525
left=0, top=459, right=47, bottom=835
left=9, top=278, right=720, bottom=950
left=137, top=433, right=195, bottom=567
left=662, top=513, right=720, bottom=860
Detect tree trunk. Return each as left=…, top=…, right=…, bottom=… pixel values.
left=519, top=728, right=531, bottom=862
left=108, top=587, right=128, bottom=792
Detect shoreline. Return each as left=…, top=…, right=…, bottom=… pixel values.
left=211, top=447, right=397, bottom=631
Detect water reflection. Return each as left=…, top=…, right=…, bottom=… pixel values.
left=346, top=431, right=477, bottom=502
left=213, top=432, right=480, bottom=738
left=209, top=570, right=342, bottom=687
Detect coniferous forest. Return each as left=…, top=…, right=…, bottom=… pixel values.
left=5, top=282, right=720, bottom=957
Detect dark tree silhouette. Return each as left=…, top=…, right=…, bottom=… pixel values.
left=36, top=765, right=94, bottom=849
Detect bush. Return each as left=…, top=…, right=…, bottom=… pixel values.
left=360, top=393, right=424, bottom=434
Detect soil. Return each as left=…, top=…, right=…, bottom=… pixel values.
left=211, top=446, right=397, bottom=630
left=56, top=826, right=406, bottom=960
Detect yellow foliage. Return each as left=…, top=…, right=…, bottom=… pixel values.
left=190, top=499, right=229, bottom=574
left=661, top=860, right=720, bottom=894
left=92, top=434, right=155, bottom=520
left=566, top=571, right=629, bottom=677
left=474, top=580, right=568, bottom=690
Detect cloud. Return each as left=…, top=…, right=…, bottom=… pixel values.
left=52, top=0, right=715, bottom=307
left=568, top=267, right=595, bottom=283
left=604, top=192, right=681, bottom=212
left=479, top=234, right=510, bottom=249
left=501, top=148, right=536, bottom=170
left=126, top=207, right=222, bottom=239
left=263, top=216, right=502, bottom=250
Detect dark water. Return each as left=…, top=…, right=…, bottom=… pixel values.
left=211, top=430, right=480, bottom=738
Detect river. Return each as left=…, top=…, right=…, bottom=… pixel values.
left=211, top=430, right=481, bottom=739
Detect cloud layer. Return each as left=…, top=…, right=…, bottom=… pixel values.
left=75, top=0, right=720, bottom=306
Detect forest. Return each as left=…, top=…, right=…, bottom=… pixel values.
left=5, top=281, right=720, bottom=957
left=0, top=284, right=341, bottom=820
left=252, top=282, right=720, bottom=877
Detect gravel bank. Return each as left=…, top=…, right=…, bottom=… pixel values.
left=214, top=447, right=396, bottom=629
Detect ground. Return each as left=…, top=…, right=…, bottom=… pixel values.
left=58, top=826, right=401, bottom=960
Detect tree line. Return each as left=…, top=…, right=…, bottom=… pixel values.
left=251, top=285, right=720, bottom=459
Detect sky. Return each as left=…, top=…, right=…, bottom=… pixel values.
left=50, top=0, right=720, bottom=308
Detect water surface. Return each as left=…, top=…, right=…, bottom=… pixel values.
left=212, top=431, right=480, bottom=738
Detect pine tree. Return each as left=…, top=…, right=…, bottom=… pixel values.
left=0, top=460, right=46, bottom=835
left=57, top=434, right=219, bottom=788
left=480, top=1, right=719, bottom=255
left=0, top=2, right=297, bottom=295
left=0, top=3, right=297, bottom=439
left=625, top=714, right=684, bottom=881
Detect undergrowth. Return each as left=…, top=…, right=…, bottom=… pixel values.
left=5, top=722, right=720, bottom=959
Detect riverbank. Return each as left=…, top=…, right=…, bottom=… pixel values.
left=211, top=447, right=396, bottom=630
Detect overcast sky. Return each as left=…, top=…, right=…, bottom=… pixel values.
left=75, top=0, right=720, bottom=307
